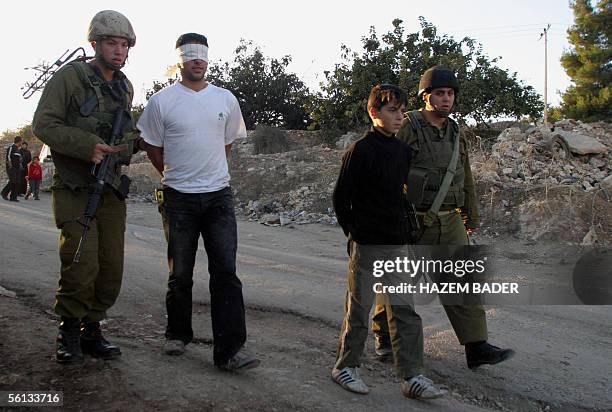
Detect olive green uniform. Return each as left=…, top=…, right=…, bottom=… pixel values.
left=32, top=61, right=135, bottom=322
left=372, top=110, right=488, bottom=345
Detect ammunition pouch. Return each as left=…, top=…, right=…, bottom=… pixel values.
left=406, top=167, right=429, bottom=207
left=69, top=60, right=135, bottom=149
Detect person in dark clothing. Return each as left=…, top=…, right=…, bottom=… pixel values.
left=19, top=141, right=32, bottom=195
left=371, top=67, right=515, bottom=370
left=333, top=118, right=411, bottom=246
left=2, top=136, right=23, bottom=202
left=331, top=84, right=444, bottom=400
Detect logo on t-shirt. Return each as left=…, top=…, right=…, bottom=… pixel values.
left=218, top=112, right=225, bottom=120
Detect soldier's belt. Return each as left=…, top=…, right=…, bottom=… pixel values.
left=415, top=208, right=461, bottom=216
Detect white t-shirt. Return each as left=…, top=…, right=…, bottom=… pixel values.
left=137, top=82, right=247, bottom=193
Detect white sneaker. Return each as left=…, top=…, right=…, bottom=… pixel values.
left=401, top=375, right=445, bottom=399
left=163, top=339, right=185, bottom=356
left=331, top=367, right=370, bottom=394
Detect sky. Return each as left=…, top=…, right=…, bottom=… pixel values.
left=0, top=0, right=575, bottom=133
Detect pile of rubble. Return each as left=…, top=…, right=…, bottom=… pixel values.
left=230, top=134, right=341, bottom=225
left=474, top=119, right=611, bottom=193
left=469, top=120, right=611, bottom=244
left=6, top=121, right=609, bottom=242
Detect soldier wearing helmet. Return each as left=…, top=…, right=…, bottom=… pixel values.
left=88, top=10, right=136, bottom=71
left=32, top=10, right=140, bottom=364
left=371, top=66, right=515, bottom=370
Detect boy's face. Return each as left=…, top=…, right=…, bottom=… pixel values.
left=370, top=99, right=406, bottom=135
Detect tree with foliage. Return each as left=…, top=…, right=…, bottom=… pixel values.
left=209, top=40, right=311, bottom=130
left=312, top=18, right=542, bottom=131
left=560, top=0, right=611, bottom=122
left=140, top=41, right=311, bottom=130
left=1, top=124, right=38, bottom=149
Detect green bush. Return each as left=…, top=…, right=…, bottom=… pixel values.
left=252, top=125, right=290, bottom=155
left=318, top=126, right=342, bottom=148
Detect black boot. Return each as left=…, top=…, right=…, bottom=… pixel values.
left=80, top=321, right=121, bottom=360
left=465, top=341, right=515, bottom=369
left=56, top=317, right=84, bottom=364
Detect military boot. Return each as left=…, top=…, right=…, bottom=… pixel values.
left=80, top=321, right=121, bottom=360
left=56, top=317, right=84, bottom=364
left=465, top=341, right=515, bottom=369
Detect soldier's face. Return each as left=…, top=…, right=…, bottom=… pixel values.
left=424, top=87, right=455, bottom=116
left=180, top=59, right=208, bottom=82
left=97, top=37, right=130, bottom=68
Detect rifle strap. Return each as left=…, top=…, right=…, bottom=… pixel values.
left=423, top=123, right=460, bottom=227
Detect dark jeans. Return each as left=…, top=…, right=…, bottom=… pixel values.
left=26, top=179, right=40, bottom=199
left=164, top=186, right=246, bottom=365
left=1, top=168, right=20, bottom=200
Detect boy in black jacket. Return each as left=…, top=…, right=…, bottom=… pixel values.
left=331, top=84, right=443, bottom=399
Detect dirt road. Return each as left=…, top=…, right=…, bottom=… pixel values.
left=0, top=195, right=610, bottom=411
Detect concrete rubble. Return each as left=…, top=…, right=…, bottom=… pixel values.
left=475, top=119, right=611, bottom=193
left=2, top=119, right=610, bottom=243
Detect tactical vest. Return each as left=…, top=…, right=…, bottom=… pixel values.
left=50, top=61, right=135, bottom=192
left=406, top=111, right=465, bottom=209
left=67, top=60, right=134, bottom=146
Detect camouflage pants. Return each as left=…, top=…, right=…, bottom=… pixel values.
left=372, top=211, right=488, bottom=345
left=52, top=187, right=126, bottom=322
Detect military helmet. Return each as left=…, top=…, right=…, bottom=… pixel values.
left=88, top=10, right=136, bottom=47
left=418, top=66, right=459, bottom=97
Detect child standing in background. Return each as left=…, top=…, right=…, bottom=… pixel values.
left=25, top=156, right=42, bottom=200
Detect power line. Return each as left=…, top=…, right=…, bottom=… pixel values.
left=475, top=31, right=563, bottom=40
left=445, top=22, right=563, bottom=32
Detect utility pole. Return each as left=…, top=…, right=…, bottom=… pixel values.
left=539, top=24, right=551, bottom=124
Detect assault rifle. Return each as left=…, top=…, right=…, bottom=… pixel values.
left=73, top=107, right=130, bottom=263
